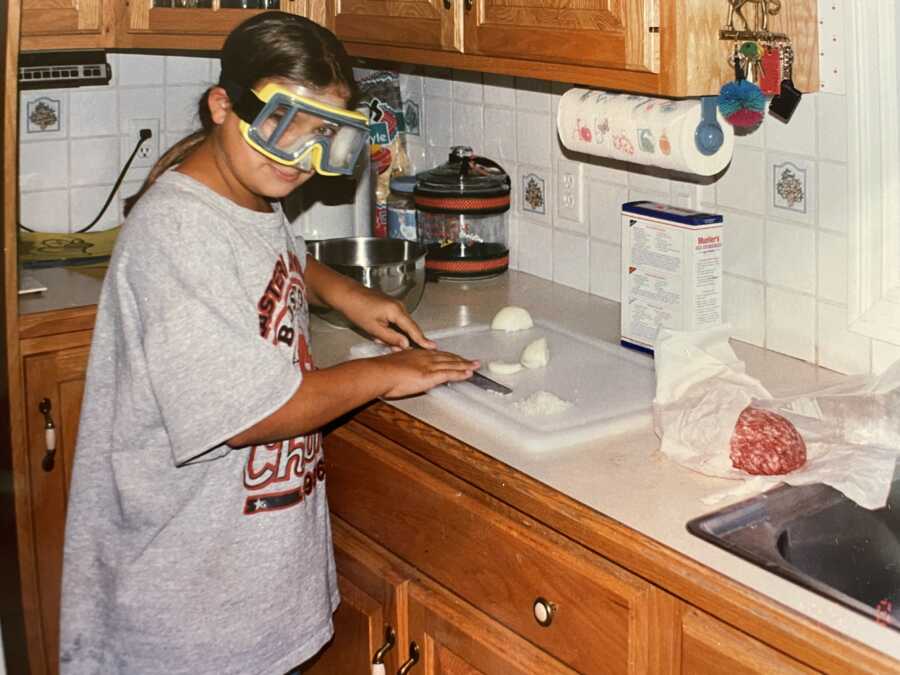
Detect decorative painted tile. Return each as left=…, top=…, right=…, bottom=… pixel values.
left=767, top=153, right=816, bottom=226
left=403, top=99, right=420, bottom=136
left=521, top=171, right=546, bottom=215
left=26, top=96, right=63, bottom=135
left=772, top=160, right=807, bottom=213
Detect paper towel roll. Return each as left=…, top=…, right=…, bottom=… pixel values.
left=556, top=89, right=734, bottom=176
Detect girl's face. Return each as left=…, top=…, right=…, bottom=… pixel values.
left=211, top=78, right=352, bottom=209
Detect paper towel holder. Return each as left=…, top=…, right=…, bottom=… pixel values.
left=695, top=96, right=725, bottom=156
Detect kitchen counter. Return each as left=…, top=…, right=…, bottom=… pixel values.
left=309, top=270, right=900, bottom=664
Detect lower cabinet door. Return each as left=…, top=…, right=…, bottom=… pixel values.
left=404, top=578, right=576, bottom=675
left=22, top=345, right=90, bottom=675
left=680, top=607, right=818, bottom=675
left=304, top=517, right=409, bottom=674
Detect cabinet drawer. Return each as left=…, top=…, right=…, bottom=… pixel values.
left=326, top=421, right=653, bottom=674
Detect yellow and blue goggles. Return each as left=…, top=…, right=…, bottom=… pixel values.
left=227, top=81, right=369, bottom=176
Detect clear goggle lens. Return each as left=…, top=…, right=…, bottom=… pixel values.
left=240, top=87, right=369, bottom=176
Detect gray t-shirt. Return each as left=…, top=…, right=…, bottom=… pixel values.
left=60, top=171, right=339, bottom=674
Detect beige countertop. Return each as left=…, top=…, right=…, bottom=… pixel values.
left=309, top=269, right=900, bottom=663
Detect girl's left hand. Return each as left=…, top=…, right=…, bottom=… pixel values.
left=305, top=257, right=435, bottom=350
left=339, top=284, right=436, bottom=351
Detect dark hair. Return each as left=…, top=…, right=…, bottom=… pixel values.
left=124, top=12, right=356, bottom=216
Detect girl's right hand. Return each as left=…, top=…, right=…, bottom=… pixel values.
left=375, top=348, right=479, bottom=399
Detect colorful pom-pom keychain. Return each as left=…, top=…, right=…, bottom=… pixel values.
left=718, top=44, right=766, bottom=133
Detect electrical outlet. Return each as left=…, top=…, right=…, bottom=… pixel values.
left=556, top=159, right=584, bottom=224
left=128, top=118, right=160, bottom=169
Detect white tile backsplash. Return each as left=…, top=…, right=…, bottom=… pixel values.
left=453, top=101, right=483, bottom=151
left=71, top=137, right=121, bottom=186
left=764, top=94, right=817, bottom=157
left=765, top=220, right=816, bottom=294
left=515, top=111, right=552, bottom=168
left=518, top=220, right=553, bottom=280
left=817, top=231, right=848, bottom=303
left=20, top=189, right=69, bottom=232
left=816, top=93, right=849, bottom=162
left=552, top=230, right=589, bottom=291
left=766, top=286, right=816, bottom=361
left=817, top=302, right=871, bottom=374
left=817, top=161, right=849, bottom=233
left=587, top=181, right=627, bottom=244
left=452, top=69, right=483, bottom=102
left=165, top=55, right=214, bottom=85
left=714, top=146, right=766, bottom=213
left=721, top=209, right=764, bottom=281
left=118, top=54, right=165, bottom=87
left=483, top=107, right=517, bottom=162
left=588, top=239, right=620, bottom=301
left=20, top=140, right=69, bottom=191
left=70, top=185, right=120, bottom=231
left=19, top=57, right=896, bottom=373
left=723, top=274, right=766, bottom=347
left=69, top=89, right=118, bottom=138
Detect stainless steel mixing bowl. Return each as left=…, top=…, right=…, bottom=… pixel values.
left=307, top=237, right=427, bottom=327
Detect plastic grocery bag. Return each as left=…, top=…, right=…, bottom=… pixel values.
left=653, top=326, right=900, bottom=509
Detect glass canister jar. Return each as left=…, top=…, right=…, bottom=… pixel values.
left=414, top=146, right=511, bottom=279
left=387, top=175, right=418, bottom=242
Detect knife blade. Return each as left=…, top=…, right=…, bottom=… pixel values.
left=389, top=324, right=513, bottom=395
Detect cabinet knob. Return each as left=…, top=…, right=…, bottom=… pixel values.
left=442, top=0, right=450, bottom=8
left=464, top=0, right=472, bottom=9
left=396, top=641, right=419, bottom=675
left=38, top=398, right=57, bottom=472
left=371, top=625, right=396, bottom=674
left=533, top=596, right=556, bottom=627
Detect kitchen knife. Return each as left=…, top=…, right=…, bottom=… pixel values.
left=390, top=324, right=513, bottom=395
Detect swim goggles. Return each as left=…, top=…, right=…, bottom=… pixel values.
left=226, top=81, right=369, bottom=176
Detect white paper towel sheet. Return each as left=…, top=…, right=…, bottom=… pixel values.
left=556, top=89, right=735, bottom=176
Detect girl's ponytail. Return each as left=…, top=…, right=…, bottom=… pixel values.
left=123, top=86, right=215, bottom=217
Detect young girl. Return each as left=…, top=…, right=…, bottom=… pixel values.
left=59, top=12, right=477, bottom=674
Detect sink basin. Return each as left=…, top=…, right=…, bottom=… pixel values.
left=688, top=472, right=900, bottom=631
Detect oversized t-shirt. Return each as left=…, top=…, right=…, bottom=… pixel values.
left=59, top=171, right=339, bottom=675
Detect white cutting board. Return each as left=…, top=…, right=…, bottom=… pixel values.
left=354, top=320, right=657, bottom=451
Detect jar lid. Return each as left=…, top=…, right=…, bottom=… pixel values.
left=389, top=175, right=417, bottom=194
left=414, top=146, right=511, bottom=214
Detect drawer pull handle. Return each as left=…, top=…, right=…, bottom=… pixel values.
left=533, top=596, right=556, bottom=627
left=371, top=625, right=396, bottom=674
left=464, top=0, right=472, bottom=9
left=442, top=0, right=450, bottom=8
left=396, top=641, right=419, bottom=675
left=39, top=398, right=57, bottom=472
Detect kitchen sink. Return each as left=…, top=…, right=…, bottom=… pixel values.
left=688, top=469, right=900, bottom=631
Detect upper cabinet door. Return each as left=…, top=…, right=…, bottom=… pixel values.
left=463, top=0, right=658, bottom=73
left=333, top=0, right=462, bottom=52
left=21, top=0, right=114, bottom=50
left=123, top=0, right=327, bottom=50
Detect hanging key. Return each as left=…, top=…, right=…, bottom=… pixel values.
left=769, top=43, right=802, bottom=123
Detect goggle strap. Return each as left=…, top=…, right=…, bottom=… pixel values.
left=221, top=79, right=265, bottom=126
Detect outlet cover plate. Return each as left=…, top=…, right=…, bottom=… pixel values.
left=128, top=118, right=160, bottom=169
left=556, top=159, right=584, bottom=225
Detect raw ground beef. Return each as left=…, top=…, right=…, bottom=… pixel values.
left=730, top=406, right=807, bottom=475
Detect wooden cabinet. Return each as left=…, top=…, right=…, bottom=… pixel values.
left=679, top=606, right=818, bottom=675
left=325, top=419, right=659, bottom=673
left=304, top=517, right=409, bottom=674
left=333, top=0, right=656, bottom=73
left=16, top=343, right=90, bottom=675
left=20, top=0, right=115, bottom=51
left=121, top=0, right=329, bottom=50
left=337, top=0, right=819, bottom=97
